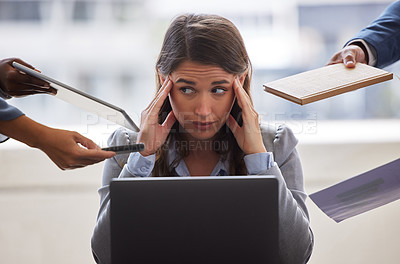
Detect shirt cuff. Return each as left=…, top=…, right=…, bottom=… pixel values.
left=0, top=134, right=9, bottom=143
left=347, top=39, right=377, bottom=66
left=122, top=152, right=155, bottom=177
left=244, top=152, right=275, bottom=175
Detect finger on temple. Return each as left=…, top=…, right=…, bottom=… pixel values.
left=144, top=77, right=171, bottom=112
left=234, top=78, right=252, bottom=114
left=149, top=79, right=172, bottom=114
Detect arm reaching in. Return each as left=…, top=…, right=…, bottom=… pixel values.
left=0, top=115, right=115, bottom=170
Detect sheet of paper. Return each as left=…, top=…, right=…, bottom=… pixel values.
left=309, top=158, right=400, bottom=223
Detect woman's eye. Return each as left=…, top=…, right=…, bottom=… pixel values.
left=212, top=87, right=227, bottom=94
left=180, top=87, right=194, bottom=94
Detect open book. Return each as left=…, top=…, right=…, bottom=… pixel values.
left=263, top=63, right=393, bottom=105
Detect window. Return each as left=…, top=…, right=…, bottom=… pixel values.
left=0, top=1, right=41, bottom=21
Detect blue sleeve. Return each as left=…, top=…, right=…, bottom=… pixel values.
left=0, top=98, right=24, bottom=121
left=120, top=152, right=156, bottom=177
left=347, top=1, right=400, bottom=68
left=243, top=152, right=275, bottom=175
left=0, top=98, right=24, bottom=143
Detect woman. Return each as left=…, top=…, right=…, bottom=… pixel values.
left=92, top=14, right=313, bottom=264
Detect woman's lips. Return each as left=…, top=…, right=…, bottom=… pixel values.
left=192, top=121, right=216, bottom=130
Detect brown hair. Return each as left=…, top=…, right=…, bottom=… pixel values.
left=154, top=13, right=252, bottom=176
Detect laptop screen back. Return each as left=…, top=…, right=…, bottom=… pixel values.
left=110, top=176, right=279, bottom=264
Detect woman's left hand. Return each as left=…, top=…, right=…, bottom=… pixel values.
left=226, top=77, right=267, bottom=155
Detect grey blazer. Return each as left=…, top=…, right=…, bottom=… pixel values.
left=91, top=124, right=314, bottom=264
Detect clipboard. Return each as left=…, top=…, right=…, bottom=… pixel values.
left=12, top=62, right=140, bottom=132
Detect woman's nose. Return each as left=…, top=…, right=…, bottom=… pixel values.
left=194, top=96, right=212, bottom=117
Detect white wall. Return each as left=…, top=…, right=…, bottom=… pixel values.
left=1, top=120, right=400, bottom=263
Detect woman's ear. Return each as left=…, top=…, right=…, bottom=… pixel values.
left=238, top=69, right=249, bottom=86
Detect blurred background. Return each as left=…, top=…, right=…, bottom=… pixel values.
left=1, top=0, right=400, bottom=263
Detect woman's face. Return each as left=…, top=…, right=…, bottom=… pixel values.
left=165, top=60, right=245, bottom=141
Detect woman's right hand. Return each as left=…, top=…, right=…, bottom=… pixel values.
left=136, top=78, right=176, bottom=156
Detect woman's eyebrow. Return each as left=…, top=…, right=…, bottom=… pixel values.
left=176, top=78, right=195, bottom=85
left=175, top=78, right=230, bottom=85
left=211, top=80, right=230, bottom=85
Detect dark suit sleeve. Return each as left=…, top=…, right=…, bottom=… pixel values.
left=347, top=1, right=400, bottom=68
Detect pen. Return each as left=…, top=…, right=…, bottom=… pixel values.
left=102, top=143, right=145, bottom=154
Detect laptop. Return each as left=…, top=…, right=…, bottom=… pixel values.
left=110, top=176, right=279, bottom=264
